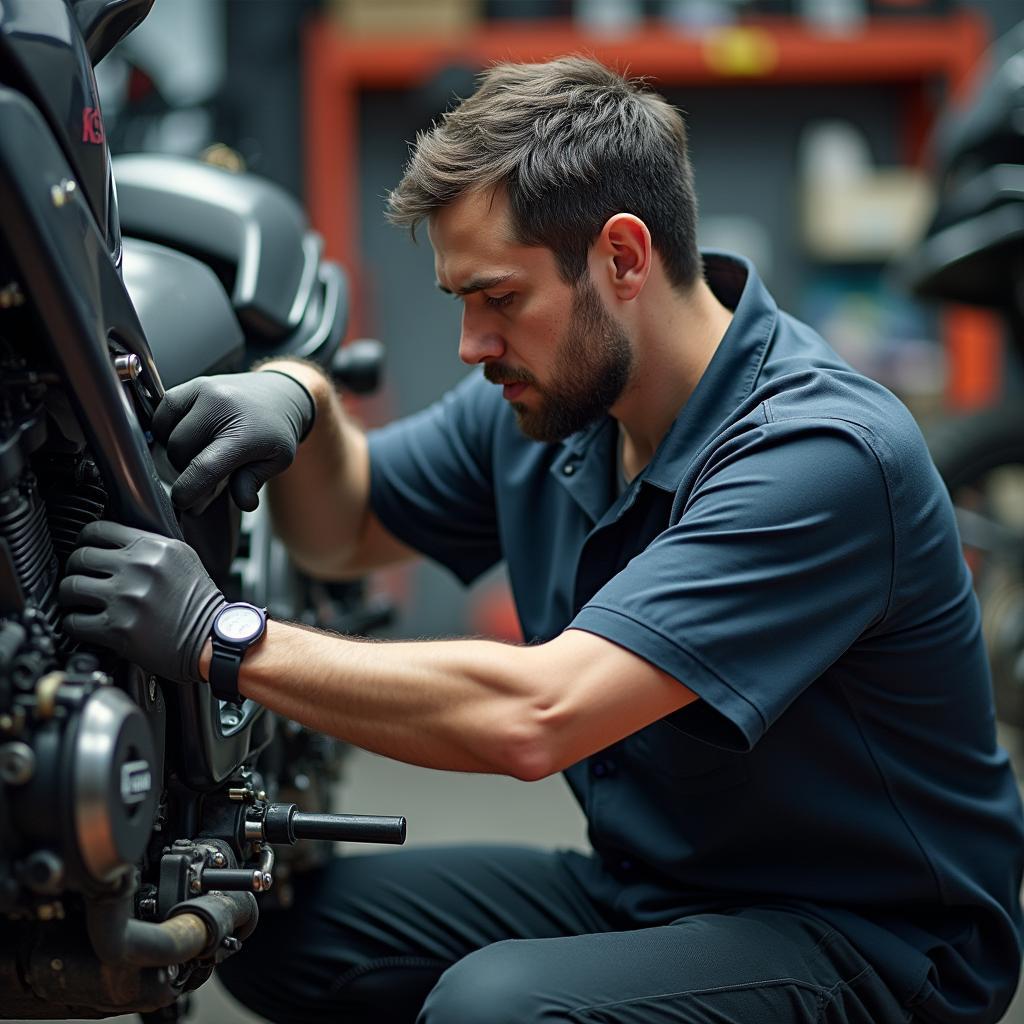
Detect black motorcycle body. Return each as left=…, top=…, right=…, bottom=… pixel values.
left=0, top=1, right=398, bottom=1017
left=903, top=20, right=1024, bottom=737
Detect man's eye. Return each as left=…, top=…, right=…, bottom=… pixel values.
left=485, top=293, right=514, bottom=310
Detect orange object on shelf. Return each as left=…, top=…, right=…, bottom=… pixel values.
left=943, top=305, right=1004, bottom=412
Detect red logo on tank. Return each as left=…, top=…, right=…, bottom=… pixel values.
left=82, top=107, right=104, bottom=145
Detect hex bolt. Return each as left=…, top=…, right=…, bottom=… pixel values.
left=0, top=742, right=35, bottom=785
left=262, top=873, right=273, bottom=891
left=222, top=936, right=242, bottom=953
left=23, top=850, right=64, bottom=894
left=189, top=878, right=202, bottom=894
left=212, top=852, right=226, bottom=867
left=50, top=958, right=63, bottom=972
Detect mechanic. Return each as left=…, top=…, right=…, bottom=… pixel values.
left=60, top=58, right=1023, bottom=1024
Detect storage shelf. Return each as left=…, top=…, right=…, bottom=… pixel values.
left=304, top=11, right=995, bottom=406
left=308, top=13, right=988, bottom=88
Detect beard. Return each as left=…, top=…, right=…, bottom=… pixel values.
left=483, top=278, right=633, bottom=443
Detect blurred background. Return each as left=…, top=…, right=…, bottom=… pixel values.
left=47, top=0, right=1024, bottom=1020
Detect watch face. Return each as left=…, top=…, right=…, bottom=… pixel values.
left=216, top=604, right=264, bottom=643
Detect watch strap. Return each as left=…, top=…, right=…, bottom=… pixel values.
left=209, top=638, right=244, bottom=704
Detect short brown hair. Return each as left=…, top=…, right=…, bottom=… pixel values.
left=386, top=57, right=702, bottom=290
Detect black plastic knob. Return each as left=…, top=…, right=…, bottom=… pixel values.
left=260, top=803, right=406, bottom=846
left=292, top=812, right=406, bottom=845
left=330, top=339, right=385, bottom=395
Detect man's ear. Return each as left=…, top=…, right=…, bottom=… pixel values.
left=594, top=214, right=652, bottom=301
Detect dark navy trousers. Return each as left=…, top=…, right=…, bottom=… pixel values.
left=216, top=845, right=911, bottom=1024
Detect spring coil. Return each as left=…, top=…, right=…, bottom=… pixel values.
left=0, top=474, right=61, bottom=638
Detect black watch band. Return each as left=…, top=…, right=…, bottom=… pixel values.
left=209, top=639, right=244, bottom=704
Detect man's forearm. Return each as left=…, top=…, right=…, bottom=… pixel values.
left=200, top=621, right=552, bottom=779
left=195, top=622, right=695, bottom=781
left=256, top=360, right=370, bottom=576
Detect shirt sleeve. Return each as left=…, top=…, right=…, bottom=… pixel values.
left=367, top=371, right=503, bottom=585
left=569, top=418, right=895, bottom=751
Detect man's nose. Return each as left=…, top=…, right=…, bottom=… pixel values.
left=458, top=310, right=506, bottom=365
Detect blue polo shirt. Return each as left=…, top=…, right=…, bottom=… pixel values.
left=367, top=253, right=1024, bottom=1023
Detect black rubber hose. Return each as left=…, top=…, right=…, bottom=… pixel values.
left=86, top=884, right=258, bottom=967
left=167, top=890, right=259, bottom=950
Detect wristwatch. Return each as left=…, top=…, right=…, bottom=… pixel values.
left=208, top=602, right=267, bottom=705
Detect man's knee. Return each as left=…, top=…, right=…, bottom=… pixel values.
left=419, top=940, right=561, bottom=1024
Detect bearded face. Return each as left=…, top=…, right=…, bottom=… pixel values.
left=484, top=277, right=633, bottom=443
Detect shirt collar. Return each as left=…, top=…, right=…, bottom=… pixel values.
left=642, top=250, right=777, bottom=491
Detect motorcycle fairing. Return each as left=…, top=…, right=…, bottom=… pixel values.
left=0, top=84, right=267, bottom=789
left=902, top=167, right=1024, bottom=306
left=0, top=0, right=117, bottom=255
left=122, top=239, right=245, bottom=388
left=71, top=0, right=155, bottom=67
left=904, top=22, right=1024, bottom=307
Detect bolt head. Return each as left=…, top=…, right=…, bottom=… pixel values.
left=50, top=958, right=63, bottom=971
left=212, top=852, right=226, bottom=867
left=189, top=878, right=202, bottom=893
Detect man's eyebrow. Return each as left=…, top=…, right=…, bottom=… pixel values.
left=436, top=272, right=516, bottom=296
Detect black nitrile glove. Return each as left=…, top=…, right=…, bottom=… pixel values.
left=58, top=521, right=226, bottom=684
left=151, top=370, right=315, bottom=513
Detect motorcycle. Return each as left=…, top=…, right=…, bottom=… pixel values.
left=902, top=20, right=1024, bottom=745
left=0, top=0, right=400, bottom=1018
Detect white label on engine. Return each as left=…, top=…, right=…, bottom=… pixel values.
left=120, top=760, right=152, bottom=805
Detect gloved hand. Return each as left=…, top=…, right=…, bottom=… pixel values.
left=152, top=369, right=316, bottom=513
left=58, top=521, right=226, bottom=684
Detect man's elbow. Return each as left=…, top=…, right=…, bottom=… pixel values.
left=493, top=716, right=567, bottom=782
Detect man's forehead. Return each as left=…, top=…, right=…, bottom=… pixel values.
left=428, top=188, right=513, bottom=251
left=430, top=195, right=519, bottom=292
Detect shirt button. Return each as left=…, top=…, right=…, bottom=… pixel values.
left=562, top=462, right=576, bottom=476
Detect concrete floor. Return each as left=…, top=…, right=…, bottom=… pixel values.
left=11, top=744, right=1024, bottom=1023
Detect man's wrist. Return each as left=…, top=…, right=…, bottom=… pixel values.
left=199, top=638, right=213, bottom=682
left=254, top=358, right=332, bottom=412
